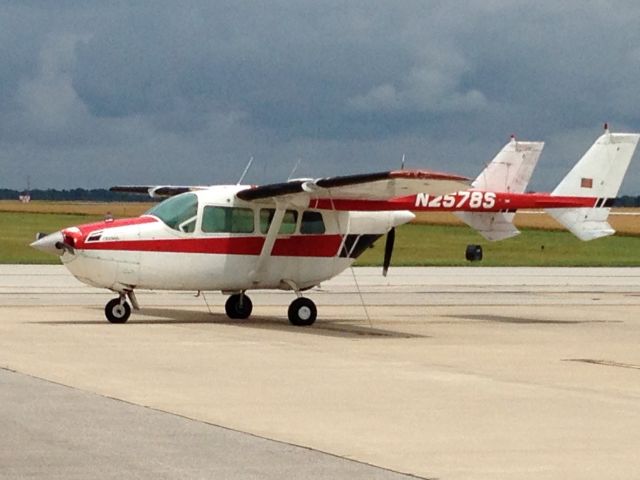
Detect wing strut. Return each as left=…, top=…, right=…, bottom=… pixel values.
left=248, top=206, right=286, bottom=284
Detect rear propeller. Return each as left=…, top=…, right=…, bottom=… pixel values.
left=382, top=227, right=395, bottom=277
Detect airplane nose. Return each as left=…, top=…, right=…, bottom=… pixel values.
left=30, top=231, right=65, bottom=256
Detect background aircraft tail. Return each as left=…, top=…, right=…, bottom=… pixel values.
left=546, top=127, right=640, bottom=241
left=455, top=137, right=544, bottom=241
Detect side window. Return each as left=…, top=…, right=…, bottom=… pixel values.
left=259, top=209, right=298, bottom=234
left=301, top=211, right=325, bottom=234
left=202, top=206, right=254, bottom=233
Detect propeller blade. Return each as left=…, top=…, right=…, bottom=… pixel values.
left=382, top=227, right=395, bottom=277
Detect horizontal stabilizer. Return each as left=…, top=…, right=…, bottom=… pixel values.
left=455, top=212, right=520, bottom=241
left=548, top=209, right=614, bottom=241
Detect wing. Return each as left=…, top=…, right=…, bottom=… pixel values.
left=236, top=170, right=470, bottom=205
left=110, top=185, right=209, bottom=198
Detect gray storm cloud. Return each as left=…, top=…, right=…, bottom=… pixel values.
left=1, top=1, right=639, bottom=192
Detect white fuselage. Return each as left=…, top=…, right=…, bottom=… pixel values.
left=54, top=186, right=414, bottom=294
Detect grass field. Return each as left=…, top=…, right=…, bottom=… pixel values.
left=0, top=201, right=152, bottom=263
left=1, top=201, right=639, bottom=265
left=357, top=224, right=640, bottom=267
left=1, top=212, right=104, bottom=264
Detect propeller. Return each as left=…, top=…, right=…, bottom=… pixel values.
left=382, top=227, right=395, bottom=277
left=31, top=231, right=75, bottom=256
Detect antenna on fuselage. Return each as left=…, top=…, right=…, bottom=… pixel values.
left=236, top=156, right=254, bottom=185
left=287, top=158, right=302, bottom=181
left=400, top=154, right=406, bottom=170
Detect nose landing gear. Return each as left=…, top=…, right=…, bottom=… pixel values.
left=104, top=290, right=137, bottom=323
left=105, top=297, right=131, bottom=323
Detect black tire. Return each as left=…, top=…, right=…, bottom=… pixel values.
left=465, top=244, right=483, bottom=262
left=225, top=294, right=253, bottom=319
left=105, top=298, right=131, bottom=323
left=288, top=297, right=317, bottom=326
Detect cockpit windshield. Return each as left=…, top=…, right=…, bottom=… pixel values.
left=145, top=193, right=198, bottom=232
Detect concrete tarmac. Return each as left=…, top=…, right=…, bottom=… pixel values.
left=1, top=265, right=640, bottom=479
left=0, top=369, right=413, bottom=480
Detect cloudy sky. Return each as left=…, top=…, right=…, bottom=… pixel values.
left=1, top=1, right=640, bottom=192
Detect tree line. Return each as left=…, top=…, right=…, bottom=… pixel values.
left=0, top=188, right=151, bottom=202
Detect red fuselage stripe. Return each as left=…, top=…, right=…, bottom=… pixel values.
left=78, top=234, right=344, bottom=257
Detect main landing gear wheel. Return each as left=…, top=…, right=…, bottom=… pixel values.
left=225, top=294, right=253, bottom=319
left=105, top=298, right=131, bottom=324
left=288, top=297, right=317, bottom=326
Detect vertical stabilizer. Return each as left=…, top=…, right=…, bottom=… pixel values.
left=546, top=127, right=640, bottom=241
left=472, top=137, right=544, bottom=193
left=456, top=138, right=544, bottom=241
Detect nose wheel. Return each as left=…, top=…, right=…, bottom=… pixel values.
left=105, top=298, right=131, bottom=323
left=288, top=297, right=317, bottom=326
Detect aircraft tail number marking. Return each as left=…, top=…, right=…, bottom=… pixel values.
left=415, top=191, right=496, bottom=210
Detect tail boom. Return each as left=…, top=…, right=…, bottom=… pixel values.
left=307, top=191, right=606, bottom=212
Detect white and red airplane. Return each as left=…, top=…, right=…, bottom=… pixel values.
left=31, top=126, right=638, bottom=326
